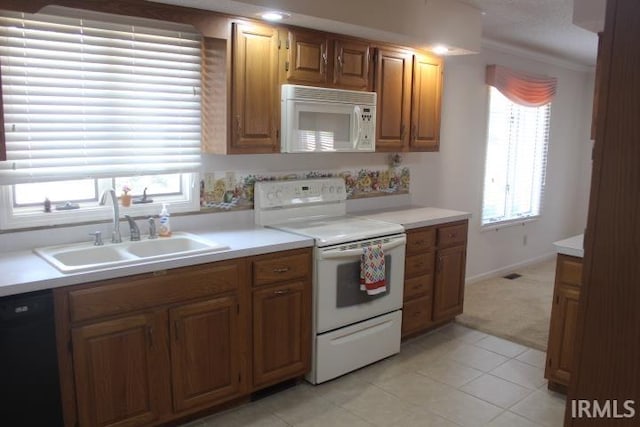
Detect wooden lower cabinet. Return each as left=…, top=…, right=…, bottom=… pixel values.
left=252, top=281, right=311, bottom=388
left=250, top=249, right=312, bottom=389
left=545, top=254, right=583, bottom=391
left=71, top=311, right=171, bottom=427
left=169, top=295, right=242, bottom=412
left=56, top=248, right=312, bottom=427
left=433, top=245, right=466, bottom=321
left=401, top=220, right=468, bottom=338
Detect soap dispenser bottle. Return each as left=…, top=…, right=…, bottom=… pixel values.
left=158, top=203, right=171, bottom=237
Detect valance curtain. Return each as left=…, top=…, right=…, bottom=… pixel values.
left=485, top=64, right=557, bottom=107
left=0, top=10, right=202, bottom=185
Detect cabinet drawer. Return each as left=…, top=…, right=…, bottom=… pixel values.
left=69, top=261, right=241, bottom=323
left=406, top=228, right=436, bottom=254
left=405, top=252, right=435, bottom=278
left=402, top=295, right=432, bottom=337
left=252, top=250, right=311, bottom=287
left=557, top=255, right=583, bottom=286
left=437, top=223, right=467, bottom=247
left=404, top=274, right=433, bottom=301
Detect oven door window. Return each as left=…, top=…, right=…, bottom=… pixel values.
left=336, top=255, right=391, bottom=308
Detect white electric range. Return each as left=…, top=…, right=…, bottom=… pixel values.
left=254, top=178, right=406, bottom=384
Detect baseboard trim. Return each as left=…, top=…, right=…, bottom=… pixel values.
left=465, top=252, right=556, bottom=284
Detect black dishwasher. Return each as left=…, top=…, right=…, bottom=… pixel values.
left=0, top=289, right=64, bottom=426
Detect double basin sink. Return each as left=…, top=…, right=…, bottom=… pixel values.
left=34, top=232, right=229, bottom=273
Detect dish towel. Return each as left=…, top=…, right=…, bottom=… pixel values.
left=360, top=244, right=386, bottom=295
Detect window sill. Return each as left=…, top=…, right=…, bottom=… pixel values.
left=480, top=216, right=540, bottom=232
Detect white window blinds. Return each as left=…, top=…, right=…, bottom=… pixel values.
left=482, top=87, right=551, bottom=226
left=0, top=11, right=202, bottom=185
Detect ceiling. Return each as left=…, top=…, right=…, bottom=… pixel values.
left=151, top=0, right=598, bottom=68
left=459, top=0, right=598, bottom=66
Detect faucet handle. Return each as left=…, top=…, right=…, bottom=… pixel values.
left=89, top=231, right=103, bottom=246
left=148, top=217, right=157, bottom=239
left=124, top=215, right=141, bottom=241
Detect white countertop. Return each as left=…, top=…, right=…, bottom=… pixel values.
left=553, top=234, right=584, bottom=258
left=355, top=206, right=472, bottom=229
left=0, top=226, right=314, bottom=297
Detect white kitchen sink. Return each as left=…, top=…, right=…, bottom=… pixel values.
left=34, top=232, right=229, bottom=273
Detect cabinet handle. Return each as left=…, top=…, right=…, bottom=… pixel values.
left=147, top=326, right=154, bottom=348
left=274, top=289, right=291, bottom=295
left=273, top=267, right=290, bottom=274
left=324, top=49, right=329, bottom=66
left=337, top=54, right=342, bottom=68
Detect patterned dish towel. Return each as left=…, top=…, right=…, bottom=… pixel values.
left=360, top=244, right=386, bottom=295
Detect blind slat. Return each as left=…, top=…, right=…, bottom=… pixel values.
left=0, top=10, right=202, bottom=184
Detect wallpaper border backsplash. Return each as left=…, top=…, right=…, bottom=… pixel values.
left=200, top=166, right=410, bottom=212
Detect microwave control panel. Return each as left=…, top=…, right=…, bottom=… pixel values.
left=358, top=107, right=375, bottom=149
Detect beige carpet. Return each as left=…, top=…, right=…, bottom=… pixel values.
left=456, top=259, right=556, bottom=351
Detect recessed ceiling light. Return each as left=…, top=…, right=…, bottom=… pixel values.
left=432, top=45, right=450, bottom=55
left=261, top=11, right=287, bottom=21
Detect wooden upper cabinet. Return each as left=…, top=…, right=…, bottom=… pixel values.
left=71, top=311, right=171, bottom=427
left=334, top=39, right=370, bottom=90
left=374, top=47, right=413, bottom=152
left=281, top=28, right=371, bottom=90
left=285, top=29, right=329, bottom=85
left=411, top=53, right=443, bottom=151
left=231, top=22, right=280, bottom=153
left=169, top=295, right=243, bottom=412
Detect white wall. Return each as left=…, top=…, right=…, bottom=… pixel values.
left=0, top=44, right=594, bottom=284
left=408, top=46, right=594, bottom=280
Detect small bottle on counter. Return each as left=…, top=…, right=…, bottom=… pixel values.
left=44, top=198, right=51, bottom=213
left=158, top=203, right=171, bottom=237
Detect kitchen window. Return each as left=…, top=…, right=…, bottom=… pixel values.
left=481, top=65, right=556, bottom=228
left=0, top=9, right=202, bottom=230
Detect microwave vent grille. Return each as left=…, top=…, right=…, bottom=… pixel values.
left=289, top=85, right=376, bottom=105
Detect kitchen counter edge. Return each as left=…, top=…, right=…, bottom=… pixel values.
left=553, top=234, right=584, bottom=258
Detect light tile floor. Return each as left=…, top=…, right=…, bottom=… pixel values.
left=182, top=324, right=566, bottom=427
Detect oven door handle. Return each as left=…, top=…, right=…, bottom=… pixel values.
left=319, top=236, right=406, bottom=260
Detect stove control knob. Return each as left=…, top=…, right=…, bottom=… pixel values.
left=329, top=186, right=335, bottom=193
left=275, top=190, right=282, bottom=200
left=267, top=192, right=275, bottom=201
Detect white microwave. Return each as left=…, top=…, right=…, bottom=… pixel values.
left=281, top=84, right=376, bottom=153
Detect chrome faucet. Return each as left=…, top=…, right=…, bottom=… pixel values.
left=99, top=189, right=122, bottom=243
left=124, top=215, right=141, bottom=241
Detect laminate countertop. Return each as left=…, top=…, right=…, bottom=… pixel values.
left=0, top=226, right=314, bottom=297
left=355, top=206, right=472, bottom=229
left=553, top=234, right=584, bottom=258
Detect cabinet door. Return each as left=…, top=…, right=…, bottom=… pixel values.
left=374, top=47, right=413, bottom=152
left=334, top=39, right=370, bottom=90
left=253, top=281, right=311, bottom=389
left=411, top=54, right=442, bottom=151
left=433, top=245, right=466, bottom=321
left=169, top=294, right=243, bottom=412
left=72, top=312, right=170, bottom=427
left=285, top=29, right=329, bottom=85
left=232, top=22, right=279, bottom=153
left=546, top=283, right=580, bottom=386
